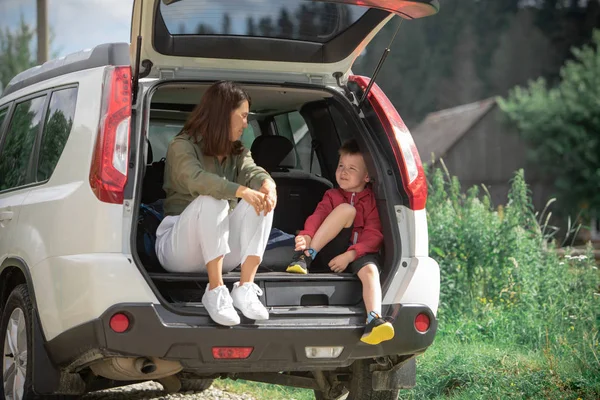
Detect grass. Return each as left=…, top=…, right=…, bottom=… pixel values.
left=214, top=333, right=599, bottom=400
left=215, top=167, right=600, bottom=400
left=405, top=335, right=600, bottom=400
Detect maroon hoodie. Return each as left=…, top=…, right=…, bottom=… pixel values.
left=299, top=186, right=383, bottom=259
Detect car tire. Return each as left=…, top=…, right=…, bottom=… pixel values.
left=0, top=284, right=36, bottom=400
left=346, top=359, right=400, bottom=400
left=178, top=377, right=213, bottom=392
left=0, top=284, right=77, bottom=400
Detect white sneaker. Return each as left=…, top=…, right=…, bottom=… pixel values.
left=202, top=284, right=240, bottom=326
left=231, top=282, right=269, bottom=321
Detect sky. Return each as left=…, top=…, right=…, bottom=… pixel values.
left=0, top=0, right=134, bottom=57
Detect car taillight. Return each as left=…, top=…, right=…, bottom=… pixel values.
left=349, top=75, right=427, bottom=210
left=414, top=313, right=430, bottom=333
left=212, top=347, right=254, bottom=359
left=89, top=66, right=131, bottom=204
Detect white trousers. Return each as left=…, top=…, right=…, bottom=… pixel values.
left=155, top=196, right=273, bottom=273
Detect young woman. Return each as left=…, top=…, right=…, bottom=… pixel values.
left=155, top=81, right=276, bottom=326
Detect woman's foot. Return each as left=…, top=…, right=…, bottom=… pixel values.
left=360, top=312, right=395, bottom=345
left=202, top=284, right=240, bottom=326
left=231, top=282, right=269, bottom=320
left=286, top=251, right=312, bottom=274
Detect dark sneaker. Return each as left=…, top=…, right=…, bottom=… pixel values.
left=286, top=251, right=311, bottom=274
left=360, top=312, right=395, bottom=345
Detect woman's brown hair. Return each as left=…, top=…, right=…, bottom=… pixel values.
left=182, top=81, right=251, bottom=156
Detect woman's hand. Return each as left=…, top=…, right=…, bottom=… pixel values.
left=236, top=186, right=266, bottom=215
left=295, top=235, right=312, bottom=252
left=259, top=179, right=277, bottom=214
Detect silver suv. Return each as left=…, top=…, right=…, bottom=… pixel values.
left=0, top=1, right=440, bottom=399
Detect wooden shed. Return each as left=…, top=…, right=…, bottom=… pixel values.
left=412, top=98, right=556, bottom=218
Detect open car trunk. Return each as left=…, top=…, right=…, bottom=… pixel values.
left=130, top=0, right=438, bottom=85
left=128, top=0, right=437, bottom=316
left=133, top=81, right=405, bottom=313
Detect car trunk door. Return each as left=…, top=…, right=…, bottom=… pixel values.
left=130, top=0, right=439, bottom=85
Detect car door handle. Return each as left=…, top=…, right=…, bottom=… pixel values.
left=0, top=211, right=14, bottom=222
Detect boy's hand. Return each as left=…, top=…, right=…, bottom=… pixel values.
left=295, top=235, right=312, bottom=252
left=329, top=251, right=355, bottom=273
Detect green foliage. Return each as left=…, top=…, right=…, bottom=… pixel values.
left=406, top=338, right=600, bottom=399
left=0, top=16, right=36, bottom=89
left=499, top=30, right=600, bottom=218
left=354, top=0, right=599, bottom=127
left=425, top=165, right=600, bottom=398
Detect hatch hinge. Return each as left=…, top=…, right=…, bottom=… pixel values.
left=158, top=69, right=176, bottom=81
left=333, top=72, right=355, bottom=102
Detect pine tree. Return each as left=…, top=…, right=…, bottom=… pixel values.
left=488, top=9, right=557, bottom=96
left=0, top=17, right=36, bottom=88
left=277, top=9, right=294, bottom=38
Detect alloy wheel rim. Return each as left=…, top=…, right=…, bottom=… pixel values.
left=3, top=308, right=27, bottom=400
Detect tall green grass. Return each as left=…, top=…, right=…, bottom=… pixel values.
left=419, top=165, right=600, bottom=399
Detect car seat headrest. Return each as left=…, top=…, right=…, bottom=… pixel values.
left=250, top=135, right=296, bottom=171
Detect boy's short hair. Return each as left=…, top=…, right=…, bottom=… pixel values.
left=339, top=139, right=361, bottom=156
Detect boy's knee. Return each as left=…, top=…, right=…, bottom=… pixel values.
left=358, top=263, right=379, bottom=280
left=334, top=203, right=356, bottom=227
left=335, top=203, right=356, bottom=214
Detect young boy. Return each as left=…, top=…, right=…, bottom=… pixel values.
left=286, top=139, right=394, bottom=345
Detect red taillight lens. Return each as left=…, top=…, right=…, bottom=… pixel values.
left=212, top=347, right=254, bottom=359
left=414, top=313, right=430, bottom=333
left=109, top=313, right=130, bottom=333
left=89, top=66, right=131, bottom=204
left=349, top=75, right=427, bottom=210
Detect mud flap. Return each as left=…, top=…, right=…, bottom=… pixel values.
left=372, top=357, right=416, bottom=390
left=32, top=309, right=85, bottom=395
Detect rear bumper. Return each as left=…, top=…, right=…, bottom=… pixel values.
left=46, top=303, right=437, bottom=373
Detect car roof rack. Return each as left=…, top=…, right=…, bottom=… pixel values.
left=1, top=42, right=130, bottom=100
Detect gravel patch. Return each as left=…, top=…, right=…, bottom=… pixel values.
left=82, top=381, right=257, bottom=400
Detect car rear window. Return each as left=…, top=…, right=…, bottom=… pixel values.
left=159, top=0, right=368, bottom=43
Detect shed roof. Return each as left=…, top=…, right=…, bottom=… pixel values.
left=412, top=97, right=497, bottom=162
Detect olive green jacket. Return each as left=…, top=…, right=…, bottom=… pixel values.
left=163, top=133, right=273, bottom=216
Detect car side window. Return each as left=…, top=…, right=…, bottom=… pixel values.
left=241, top=121, right=259, bottom=150
left=0, top=96, right=46, bottom=191
left=148, top=121, right=184, bottom=162
left=274, top=111, right=321, bottom=175
left=0, top=107, right=8, bottom=139
left=37, top=87, right=78, bottom=181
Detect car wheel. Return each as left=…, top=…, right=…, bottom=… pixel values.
left=346, top=359, right=400, bottom=400
left=1, top=284, right=36, bottom=400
